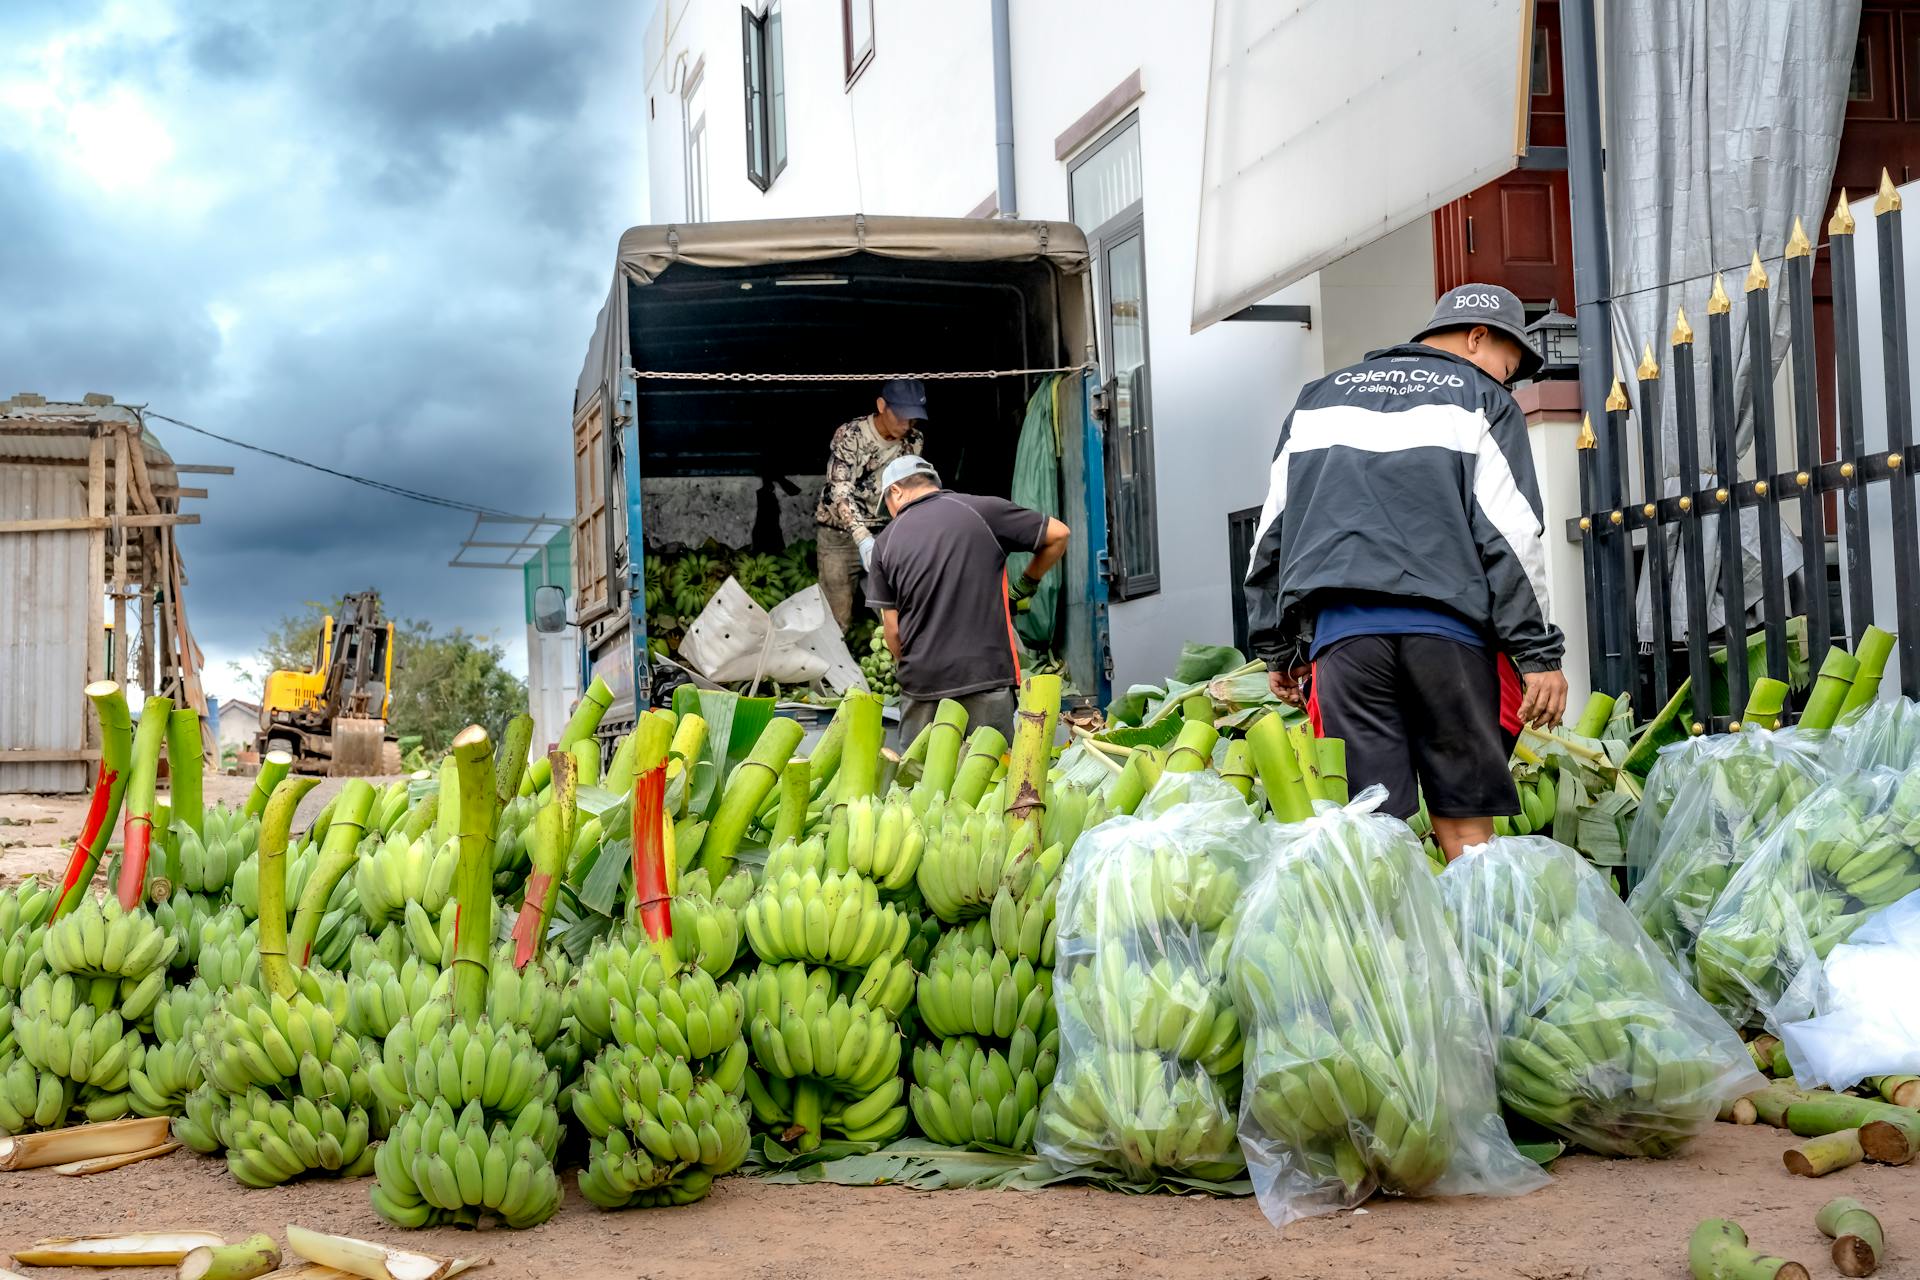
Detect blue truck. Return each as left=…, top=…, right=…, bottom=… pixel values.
left=549, top=214, right=1116, bottom=734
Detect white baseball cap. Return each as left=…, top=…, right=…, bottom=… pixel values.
left=879, top=454, right=940, bottom=494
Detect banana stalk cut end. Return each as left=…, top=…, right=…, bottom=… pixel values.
left=284, top=1226, right=481, bottom=1280
left=0, top=1115, right=173, bottom=1170
left=52, top=1140, right=181, bottom=1176
left=12, top=1231, right=227, bottom=1266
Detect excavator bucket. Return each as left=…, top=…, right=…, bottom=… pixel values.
left=330, top=717, right=388, bottom=777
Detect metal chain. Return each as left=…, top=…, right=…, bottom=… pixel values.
left=624, top=364, right=1092, bottom=382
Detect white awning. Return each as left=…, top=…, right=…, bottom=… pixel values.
left=1192, top=0, right=1530, bottom=331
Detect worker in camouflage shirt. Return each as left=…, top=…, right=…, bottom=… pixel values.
left=814, top=378, right=928, bottom=631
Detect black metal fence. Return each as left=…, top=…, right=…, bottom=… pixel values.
left=1577, top=174, right=1919, bottom=730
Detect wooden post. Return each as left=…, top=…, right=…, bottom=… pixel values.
left=111, top=429, right=129, bottom=685
left=85, top=431, right=105, bottom=693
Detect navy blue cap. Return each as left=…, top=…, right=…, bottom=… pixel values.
left=879, top=378, right=929, bottom=421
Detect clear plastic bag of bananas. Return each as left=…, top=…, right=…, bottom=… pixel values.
left=1441, top=836, right=1762, bottom=1157
left=1229, top=788, right=1546, bottom=1228
left=1839, top=697, right=1920, bottom=771
left=1624, top=727, right=1828, bottom=979
left=1036, top=772, right=1260, bottom=1184
left=1692, top=767, right=1920, bottom=1031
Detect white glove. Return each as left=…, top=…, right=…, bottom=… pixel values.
left=856, top=533, right=875, bottom=572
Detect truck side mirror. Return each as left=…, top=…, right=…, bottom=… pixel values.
left=532, top=585, right=570, bottom=634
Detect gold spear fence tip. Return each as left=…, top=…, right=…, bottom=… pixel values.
left=1831, top=189, right=1857, bottom=236
left=1672, top=306, right=1695, bottom=346
left=1577, top=414, right=1597, bottom=450
left=1637, top=342, right=1661, bottom=380
left=1785, top=216, right=1814, bottom=259
left=1744, top=250, right=1770, bottom=293
left=1876, top=169, right=1903, bottom=216
left=1707, top=273, right=1732, bottom=315
left=1605, top=377, right=1629, bottom=412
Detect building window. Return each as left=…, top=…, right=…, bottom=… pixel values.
left=843, top=0, right=874, bottom=86
left=1530, top=24, right=1551, bottom=96
left=1069, top=113, right=1159, bottom=601
left=683, top=62, right=709, bottom=222
left=743, top=3, right=787, bottom=190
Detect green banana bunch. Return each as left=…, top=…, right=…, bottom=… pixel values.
left=0, top=879, right=53, bottom=945
left=13, top=973, right=147, bottom=1091
left=1038, top=1048, right=1243, bottom=1181
left=172, top=1082, right=228, bottom=1153
left=1626, top=731, right=1826, bottom=974
left=1693, top=769, right=1920, bottom=1027
left=989, top=840, right=1063, bottom=966
left=491, top=793, right=538, bottom=888
left=394, top=899, right=460, bottom=968
left=859, top=630, right=900, bottom=698
left=843, top=951, right=916, bottom=1021
left=416, top=948, right=571, bottom=1051
left=1058, top=941, right=1242, bottom=1074
left=665, top=878, right=746, bottom=978
left=355, top=830, right=458, bottom=930
left=764, top=834, right=844, bottom=880
left=0, top=921, right=47, bottom=997
left=917, top=799, right=1037, bottom=923
left=373, top=778, right=413, bottom=835
left=571, top=1042, right=752, bottom=1207
left=194, top=906, right=260, bottom=991
left=0, top=1056, right=75, bottom=1134
left=916, top=938, right=1053, bottom=1041
left=910, top=1027, right=1057, bottom=1150
left=196, top=981, right=363, bottom=1099
left=76, top=1083, right=136, bottom=1122
left=374, top=1097, right=563, bottom=1227
left=740, top=961, right=903, bottom=1096
left=43, top=893, right=176, bottom=980
left=568, top=938, right=744, bottom=1061
left=833, top=792, right=925, bottom=892
left=374, top=1016, right=559, bottom=1119
left=743, top=865, right=912, bottom=971
left=150, top=888, right=217, bottom=972
left=741, top=1066, right=908, bottom=1143
left=221, top=1084, right=375, bottom=1187
left=345, top=956, right=442, bottom=1041
left=1492, top=770, right=1557, bottom=838
left=173, top=804, right=257, bottom=894
left=127, top=978, right=216, bottom=1118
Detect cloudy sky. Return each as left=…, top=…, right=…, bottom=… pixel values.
left=1, top=0, right=650, bottom=705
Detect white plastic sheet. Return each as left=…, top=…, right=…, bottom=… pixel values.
left=677, top=580, right=862, bottom=692
left=1778, top=890, right=1920, bottom=1090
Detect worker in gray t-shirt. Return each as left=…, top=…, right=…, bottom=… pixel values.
left=863, top=455, right=1070, bottom=744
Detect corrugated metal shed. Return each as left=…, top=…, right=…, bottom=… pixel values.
left=0, top=464, right=89, bottom=791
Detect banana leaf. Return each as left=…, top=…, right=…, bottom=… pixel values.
left=748, top=1138, right=1252, bottom=1196
left=1106, top=643, right=1248, bottom=725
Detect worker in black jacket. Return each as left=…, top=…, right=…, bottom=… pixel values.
left=1244, top=284, right=1568, bottom=859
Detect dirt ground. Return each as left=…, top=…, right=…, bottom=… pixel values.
left=0, top=1123, right=1912, bottom=1279
left=5, top=782, right=1916, bottom=1277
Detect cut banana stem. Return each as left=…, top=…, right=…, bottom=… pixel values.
left=1247, top=713, right=1312, bottom=822
left=1800, top=648, right=1860, bottom=732
left=1839, top=626, right=1895, bottom=722
left=245, top=750, right=294, bottom=820
left=0, top=1115, right=172, bottom=1169
left=1741, top=678, right=1789, bottom=726
left=770, top=758, right=811, bottom=849
left=1287, top=719, right=1324, bottom=802
left=12, top=1232, right=227, bottom=1267
left=700, top=716, right=806, bottom=878
left=569, top=737, right=601, bottom=787
left=1220, top=739, right=1255, bottom=800
left=116, top=694, right=174, bottom=908
left=287, top=778, right=376, bottom=966
left=951, top=726, right=1009, bottom=808
left=1816, top=1197, right=1884, bottom=1277
left=56, top=682, right=134, bottom=919
left=448, top=725, right=499, bottom=1027
left=493, top=714, right=535, bottom=813
left=284, top=1225, right=477, bottom=1280
left=1867, top=1074, right=1920, bottom=1108
left=1686, top=1219, right=1809, bottom=1280
left=178, top=1234, right=283, bottom=1280
left=1571, top=691, right=1617, bottom=737
left=836, top=692, right=885, bottom=802
left=53, top=1140, right=181, bottom=1176
left=914, top=698, right=970, bottom=802
left=1314, top=737, right=1349, bottom=804
left=167, top=708, right=206, bottom=837
left=1784, top=1128, right=1863, bottom=1177
left=256, top=775, right=324, bottom=999
left=1005, top=676, right=1061, bottom=835
left=1716, top=1097, right=1757, bottom=1125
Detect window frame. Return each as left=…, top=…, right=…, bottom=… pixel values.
left=1069, top=112, right=1160, bottom=601
left=742, top=3, right=787, bottom=191
left=842, top=0, right=874, bottom=87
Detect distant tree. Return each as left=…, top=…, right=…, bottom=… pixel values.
left=238, top=600, right=525, bottom=755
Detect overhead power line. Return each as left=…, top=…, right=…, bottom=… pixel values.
left=145, top=410, right=549, bottom=522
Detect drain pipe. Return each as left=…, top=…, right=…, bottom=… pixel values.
left=991, top=0, right=1017, bottom=218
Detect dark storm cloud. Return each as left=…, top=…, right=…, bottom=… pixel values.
left=0, top=2, right=645, bottom=696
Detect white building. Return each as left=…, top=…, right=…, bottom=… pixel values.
left=635, top=0, right=1446, bottom=692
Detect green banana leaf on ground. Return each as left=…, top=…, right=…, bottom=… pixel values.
left=747, top=1137, right=1253, bottom=1196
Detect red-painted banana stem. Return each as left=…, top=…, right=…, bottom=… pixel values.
left=166, top=709, right=204, bottom=837
left=632, top=766, right=679, bottom=967
left=257, top=776, right=323, bottom=999
left=56, top=682, right=133, bottom=920
left=449, top=726, right=500, bottom=1027
left=288, top=779, right=376, bottom=966
left=116, top=696, right=174, bottom=909
left=244, top=751, right=292, bottom=819
left=494, top=713, right=534, bottom=815
left=512, top=750, right=577, bottom=969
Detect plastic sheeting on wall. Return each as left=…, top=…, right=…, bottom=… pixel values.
left=1191, top=0, right=1527, bottom=332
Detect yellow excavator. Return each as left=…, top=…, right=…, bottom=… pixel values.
left=257, top=591, right=402, bottom=775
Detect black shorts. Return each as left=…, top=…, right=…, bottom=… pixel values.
left=1312, top=633, right=1519, bottom=821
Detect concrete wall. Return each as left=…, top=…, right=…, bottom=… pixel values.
left=636, top=0, right=1459, bottom=689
